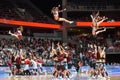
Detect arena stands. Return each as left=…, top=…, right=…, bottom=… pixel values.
left=67, top=0, right=120, bottom=11
left=0, top=0, right=57, bottom=24
left=0, top=31, right=119, bottom=66
left=66, top=0, right=120, bottom=21
left=13, top=0, right=58, bottom=23
left=0, top=0, right=119, bottom=77
left=0, top=0, right=23, bottom=20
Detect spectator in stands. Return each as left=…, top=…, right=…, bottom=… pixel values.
left=51, top=5, right=73, bottom=24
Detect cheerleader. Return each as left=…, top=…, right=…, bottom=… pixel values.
left=51, top=5, right=73, bottom=24
left=8, top=26, right=23, bottom=39
left=23, top=57, right=31, bottom=75
left=98, top=46, right=106, bottom=63
left=100, top=64, right=109, bottom=78
left=90, top=12, right=108, bottom=36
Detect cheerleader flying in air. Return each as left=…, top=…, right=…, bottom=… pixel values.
left=51, top=5, right=73, bottom=24
left=9, top=26, right=23, bottom=39
left=90, top=11, right=108, bottom=36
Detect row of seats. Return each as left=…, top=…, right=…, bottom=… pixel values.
left=0, top=0, right=55, bottom=24
left=68, top=0, right=119, bottom=6
left=67, top=0, right=119, bottom=11
left=0, top=0, right=22, bottom=20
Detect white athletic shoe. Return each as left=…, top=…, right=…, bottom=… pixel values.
left=92, top=76, right=96, bottom=79
left=8, top=31, right=11, bottom=34
left=107, top=76, right=110, bottom=79
left=98, top=75, right=102, bottom=79
left=104, top=28, right=106, bottom=31
left=59, top=76, right=62, bottom=79
left=69, top=75, right=73, bottom=78
left=69, top=21, right=74, bottom=24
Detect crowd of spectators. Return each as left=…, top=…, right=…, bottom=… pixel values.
left=0, top=31, right=119, bottom=75
left=0, top=33, right=119, bottom=66
left=0, top=38, right=52, bottom=66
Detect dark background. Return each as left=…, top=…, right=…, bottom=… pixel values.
left=30, top=0, right=62, bottom=18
